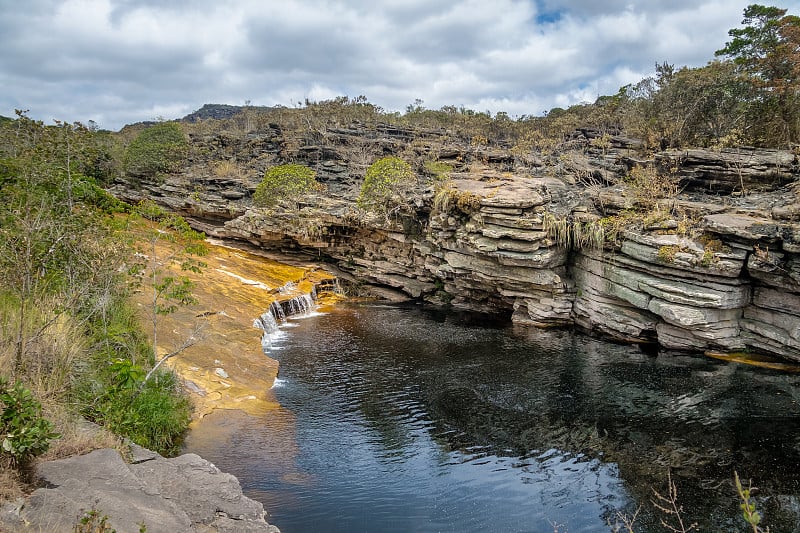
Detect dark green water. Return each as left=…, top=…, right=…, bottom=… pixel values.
left=184, top=303, right=800, bottom=532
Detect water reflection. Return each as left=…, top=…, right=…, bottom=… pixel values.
left=184, top=303, right=800, bottom=532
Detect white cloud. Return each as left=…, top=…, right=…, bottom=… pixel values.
left=1, top=0, right=798, bottom=129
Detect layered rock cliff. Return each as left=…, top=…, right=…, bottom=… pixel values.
left=110, top=120, right=800, bottom=362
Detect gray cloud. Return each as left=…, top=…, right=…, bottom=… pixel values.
left=1, top=0, right=798, bottom=130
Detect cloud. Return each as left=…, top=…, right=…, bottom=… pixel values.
left=1, top=0, right=797, bottom=130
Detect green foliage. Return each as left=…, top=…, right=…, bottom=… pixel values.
left=623, top=61, right=749, bottom=148
left=73, top=290, right=192, bottom=456
left=93, top=370, right=190, bottom=456
left=357, top=156, right=416, bottom=214
left=735, top=472, right=767, bottom=532
left=715, top=4, right=800, bottom=145
left=624, top=164, right=677, bottom=210
left=253, top=163, right=319, bottom=208
left=123, top=122, right=188, bottom=180
left=0, top=111, right=192, bottom=459
left=717, top=4, right=790, bottom=74
left=74, top=508, right=116, bottom=533
left=423, top=160, right=453, bottom=181
left=0, top=377, right=59, bottom=467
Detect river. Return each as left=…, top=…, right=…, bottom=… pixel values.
left=183, top=301, right=800, bottom=532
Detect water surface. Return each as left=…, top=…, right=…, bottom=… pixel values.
left=184, top=303, right=800, bottom=532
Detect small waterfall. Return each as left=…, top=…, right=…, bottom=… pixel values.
left=285, top=294, right=314, bottom=316
left=270, top=300, right=286, bottom=321
left=253, top=287, right=320, bottom=352
left=253, top=309, right=279, bottom=333
left=277, top=281, right=297, bottom=294
left=253, top=308, right=283, bottom=351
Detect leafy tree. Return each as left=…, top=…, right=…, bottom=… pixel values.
left=357, top=156, right=416, bottom=217
left=622, top=61, right=748, bottom=147
left=123, top=122, right=188, bottom=180
left=0, top=111, right=120, bottom=379
left=0, top=112, right=192, bottom=458
left=253, top=163, right=319, bottom=208
left=716, top=4, right=800, bottom=144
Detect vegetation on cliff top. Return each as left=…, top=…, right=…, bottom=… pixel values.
left=178, top=4, right=798, bottom=153
left=123, top=121, right=188, bottom=180
left=0, top=112, right=192, bottom=499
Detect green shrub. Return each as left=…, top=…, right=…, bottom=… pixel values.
left=357, top=156, right=415, bottom=213
left=253, top=164, right=318, bottom=208
left=123, top=122, right=188, bottom=180
left=0, top=377, right=59, bottom=467
left=82, top=368, right=191, bottom=456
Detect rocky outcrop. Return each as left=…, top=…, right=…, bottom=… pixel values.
left=109, top=120, right=800, bottom=362
left=657, top=147, right=797, bottom=193
left=0, top=446, right=279, bottom=533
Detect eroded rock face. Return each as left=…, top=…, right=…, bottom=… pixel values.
left=0, top=447, right=279, bottom=533
left=109, top=123, right=800, bottom=362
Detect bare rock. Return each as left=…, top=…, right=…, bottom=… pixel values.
left=0, top=448, right=278, bottom=533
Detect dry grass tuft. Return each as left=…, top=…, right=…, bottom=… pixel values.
left=40, top=404, right=124, bottom=462
left=0, top=463, right=26, bottom=503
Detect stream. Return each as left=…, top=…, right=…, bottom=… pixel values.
left=183, top=302, right=800, bottom=532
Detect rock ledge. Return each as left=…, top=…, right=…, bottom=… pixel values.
left=0, top=446, right=279, bottom=533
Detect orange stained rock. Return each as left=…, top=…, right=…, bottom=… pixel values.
left=133, top=236, right=334, bottom=422
left=705, top=350, right=800, bottom=373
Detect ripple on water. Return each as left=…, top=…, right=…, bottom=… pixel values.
left=185, top=303, right=800, bottom=533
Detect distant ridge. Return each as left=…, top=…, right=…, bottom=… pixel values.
left=183, top=103, right=277, bottom=123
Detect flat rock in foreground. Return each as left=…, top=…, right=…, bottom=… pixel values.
left=0, top=447, right=280, bottom=533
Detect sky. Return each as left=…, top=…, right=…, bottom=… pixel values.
left=2, top=0, right=799, bottom=131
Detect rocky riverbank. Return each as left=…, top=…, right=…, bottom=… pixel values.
left=0, top=231, right=337, bottom=533
left=110, top=120, right=800, bottom=362
left=0, top=444, right=280, bottom=533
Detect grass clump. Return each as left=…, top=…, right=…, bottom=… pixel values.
left=543, top=212, right=606, bottom=250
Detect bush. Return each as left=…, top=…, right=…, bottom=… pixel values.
left=80, top=366, right=191, bottom=456
left=0, top=377, right=59, bottom=467
left=123, top=122, right=188, bottom=180
left=357, top=156, right=415, bottom=213
left=253, top=163, right=318, bottom=208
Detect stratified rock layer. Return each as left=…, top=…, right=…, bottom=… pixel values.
left=110, top=122, right=800, bottom=361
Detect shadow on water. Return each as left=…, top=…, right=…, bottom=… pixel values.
left=184, top=303, right=800, bottom=533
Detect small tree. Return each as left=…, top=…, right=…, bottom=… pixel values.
left=716, top=4, right=800, bottom=144
left=253, top=163, right=319, bottom=208
left=127, top=201, right=207, bottom=379
left=357, top=156, right=416, bottom=216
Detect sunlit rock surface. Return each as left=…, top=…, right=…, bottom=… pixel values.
left=110, top=121, right=800, bottom=361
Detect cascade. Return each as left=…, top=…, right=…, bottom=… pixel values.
left=285, top=294, right=314, bottom=316
left=253, top=289, right=319, bottom=351
left=270, top=300, right=286, bottom=321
